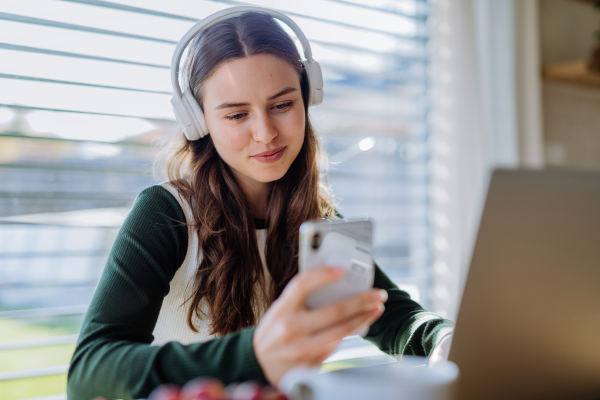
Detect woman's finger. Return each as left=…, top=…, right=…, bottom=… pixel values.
left=305, top=343, right=341, bottom=367
left=301, top=304, right=385, bottom=356
left=300, top=289, right=387, bottom=334
left=294, top=306, right=383, bottom=368
left=280, top=267, right=345, bottom=309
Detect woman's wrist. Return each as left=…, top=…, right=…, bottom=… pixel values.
left=428, top=334, right=453, bottom=366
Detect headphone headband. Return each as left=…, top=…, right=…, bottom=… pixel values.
left=170, top=6, right=323, bottom=140
left=171, top=6, right=315, bottom=98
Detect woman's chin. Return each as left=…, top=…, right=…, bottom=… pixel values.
left=252, top=168, right=289, bottom=183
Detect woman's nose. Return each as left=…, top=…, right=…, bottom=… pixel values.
left=251, top=112, right=278, bottom=144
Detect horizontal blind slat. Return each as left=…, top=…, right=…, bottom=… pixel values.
left=204, top=0, right=428, bottom=37
left=0, top=48, right=171, bottom=93
left=0, top=20, right=174, bottom=66
left=0, top=11, right=179, bottom=44
left=0, top=73, right=171, bottom=95
left=0, top=78, right=173, bottom=120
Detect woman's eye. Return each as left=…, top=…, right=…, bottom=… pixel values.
left=273, top=101, right=293, bottom=111
left=225, top=113, right=246, bottom=121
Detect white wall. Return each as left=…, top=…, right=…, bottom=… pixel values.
left=539, top=0, right=598, bottom=65
left=539, top=0, right=600, bottom=170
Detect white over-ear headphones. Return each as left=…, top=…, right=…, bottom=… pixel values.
left=170, top=6, right=324, bottom=141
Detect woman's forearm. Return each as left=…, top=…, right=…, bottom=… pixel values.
left=68, top=326, right=265, bottom=400
left=366, top=265, right=454, bottom=357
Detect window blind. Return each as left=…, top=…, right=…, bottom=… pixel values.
left=0, top=0, right=431, bottom=394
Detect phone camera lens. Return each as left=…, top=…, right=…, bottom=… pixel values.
left=311, top=233, right=322, bottom=250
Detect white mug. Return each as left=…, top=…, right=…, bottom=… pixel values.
left=279, top=356, right=459, bottom=400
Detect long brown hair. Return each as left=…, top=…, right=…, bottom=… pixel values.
left=153, top=12, right=335, bottom=336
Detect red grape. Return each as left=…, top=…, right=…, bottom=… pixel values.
left=260, top=386, right=289, bottom=400
left=228, top=381, right=263, bottom=400
left=148, top=384, right=181, bottom=400
left=181, top=378, right=226, bottom=400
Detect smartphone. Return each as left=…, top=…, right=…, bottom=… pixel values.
left=298, top=218, right=374, bottom=310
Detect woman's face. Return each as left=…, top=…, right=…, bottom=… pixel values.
left=202, top=54, right=305, bottom=189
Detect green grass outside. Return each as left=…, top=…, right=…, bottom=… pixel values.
left=0, top=374, right=68, bottom=400
left=0, top=318, right=82, bottom=342
left=0, top=317, right=83, bottom=400
left=0, top=344, right=76, bottom=373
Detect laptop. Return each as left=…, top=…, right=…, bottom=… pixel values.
left=448, top=169, right=600, bottom=400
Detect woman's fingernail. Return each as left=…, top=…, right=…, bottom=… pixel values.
left=331, top=267, right=345, bottom=276
left=379, top=289, right=388, bottom=303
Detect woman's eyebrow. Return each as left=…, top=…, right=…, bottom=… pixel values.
left=267, top=87, right=296, bottom=101
left=216, top=101, right=249, bottom=110
left=215, top=87, right=297, bottom=110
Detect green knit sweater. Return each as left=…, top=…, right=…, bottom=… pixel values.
left=67, top=185, right=453, bottom=400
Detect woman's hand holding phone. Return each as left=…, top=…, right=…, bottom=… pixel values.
left=252, top=266, right=387, bottom=386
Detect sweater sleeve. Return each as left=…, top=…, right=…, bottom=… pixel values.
left=366, top=265, right=454, bottom=357
left=67, top=185, right=266, bottom=400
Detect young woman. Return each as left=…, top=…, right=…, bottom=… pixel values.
left=67, top=9, right=453, bottom=400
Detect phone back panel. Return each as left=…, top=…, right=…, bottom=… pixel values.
left=299, top=219, right=374, bottom=309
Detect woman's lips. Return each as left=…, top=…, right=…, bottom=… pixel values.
left=252, top=147, right=286, bottom=163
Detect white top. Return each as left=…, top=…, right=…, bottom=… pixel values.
left=151, top=182, right=272, bottom=346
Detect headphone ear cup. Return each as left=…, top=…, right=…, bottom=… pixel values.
left=182, top=90, right=208, bottom=140
left=171, top=94, right=195, bottom=140
left=303, top=60, right=324, bottom=106
left=170, top=91, right=208, bottom=141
